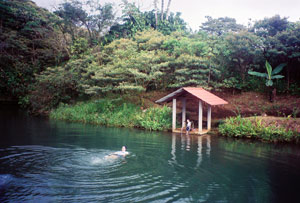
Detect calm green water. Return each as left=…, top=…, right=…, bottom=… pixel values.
left=1, top=105, right=300, bottom=202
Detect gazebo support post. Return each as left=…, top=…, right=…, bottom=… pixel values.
left=172, top=98, right=176, bottom=131
left=207, top=105, right=211, bottom=130
left=198, top=100, right=203, bottom=133
left=182, top=98, right=186, bottom=128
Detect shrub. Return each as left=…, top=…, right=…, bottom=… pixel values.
left=137, top=106, right=172, bottom=131
left=219, top=116, right=299, bottom=142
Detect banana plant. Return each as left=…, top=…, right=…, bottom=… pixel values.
left=248, top=61, right=286, bottom=86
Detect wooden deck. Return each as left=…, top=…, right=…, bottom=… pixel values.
left=172, top=128, right=210, bottom=135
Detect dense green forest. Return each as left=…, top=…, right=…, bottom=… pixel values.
left=1, top=0, right=300, bottom=114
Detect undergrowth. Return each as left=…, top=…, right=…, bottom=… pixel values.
left=219, top=116, right=299, bottom=143
left=50, top=98, right=172, bottom=131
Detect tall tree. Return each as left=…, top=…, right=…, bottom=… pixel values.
left=252, top=15, right=289, bottom=37
left=54, top=1, right=87, bottom=40
left=154, top=0, right=158, bottom=28
left=106, top=4, right=187, bottom=41
left=223, top=31, right=264, bottom=82
left=200, top=16, right=245, bottom=36
left=165, top=0, right=172, bottom=21
left=161, top=0, right=164, bottom=21
left=54, top=0, right=115, bottom=45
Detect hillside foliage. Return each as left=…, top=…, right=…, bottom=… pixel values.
left=1, top=0, right=300, bottom=114
left=0, top=0, right=68, bottom=98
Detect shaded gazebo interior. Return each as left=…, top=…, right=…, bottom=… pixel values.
left=156, top=87, right=228, bottom=135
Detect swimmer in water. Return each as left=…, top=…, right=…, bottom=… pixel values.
left=105, top=146, right=129, bottom=159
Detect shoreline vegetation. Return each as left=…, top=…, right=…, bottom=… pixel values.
left=219, top=116, right=300, bottom=143
left=50, top=98, right=172, bottom=131
left=50, top=95, right=300, bottom=143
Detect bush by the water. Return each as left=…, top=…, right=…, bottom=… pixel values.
left=219, top=116, right=299, bottom=142
left=50, top=98, right=172, bottom=131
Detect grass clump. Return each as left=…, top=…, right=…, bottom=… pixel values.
left=218, top=116, right=299, bottom=143
left=137, top=106, right=172, bottom=131
left=50, top=98, right=171, bottom=131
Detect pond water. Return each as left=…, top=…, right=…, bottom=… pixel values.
left=1, top=104, right=300, bottom=202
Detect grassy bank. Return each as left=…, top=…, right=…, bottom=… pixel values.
left=219, top=116, right=300, bottom=143
left=50, top=98, right=172, bottom=131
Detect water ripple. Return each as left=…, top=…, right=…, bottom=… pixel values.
left=0, top=145, right=179, bottom=202
left=1, top=134, right=300, bottom=203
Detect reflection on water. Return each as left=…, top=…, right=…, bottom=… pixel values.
left=171, top=133, right=176, bottom=163
left=197, top=135, right=211, bottom=167
left=171, top=134, right=211, bottom=168
left=197, top=135, right=203, bottom=168
left=1, top=105, right=300, bottom=202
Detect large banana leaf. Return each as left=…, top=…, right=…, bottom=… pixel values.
left=265, top=61, right=272, bottom=79
left=272, top=63, right=287, bottom=75
left=248, top=71, right=267, bottom=78
left=271, top=75, right=284, bottom=79
left=248, top=60, right=285, bottom=87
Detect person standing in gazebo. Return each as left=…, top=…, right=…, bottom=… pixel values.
left=186, top=119, right=192, bottom=135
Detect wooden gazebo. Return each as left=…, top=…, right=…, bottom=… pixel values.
left=156, top=87, right=228, bottom=135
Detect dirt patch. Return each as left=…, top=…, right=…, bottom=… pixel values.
left=215, top=91, right=300, bottom=118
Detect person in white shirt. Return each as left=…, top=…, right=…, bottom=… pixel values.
left=186, top=119, right=192, bottom=135
left=105, top=146, right=129, bottom=159
left=113, top=146, right=129, bottom=156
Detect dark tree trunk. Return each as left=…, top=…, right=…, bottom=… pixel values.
left=287, top=65, right=290, bottom=90
left=268, top=87, right=276, bottom=102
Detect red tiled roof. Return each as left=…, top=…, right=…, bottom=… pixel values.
left=156, top=87, right=228, bottom=106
